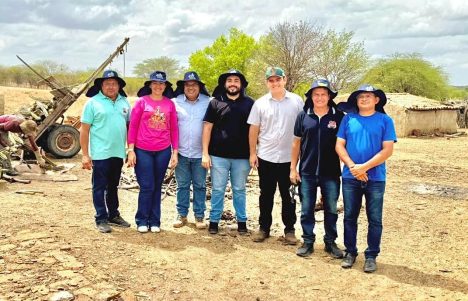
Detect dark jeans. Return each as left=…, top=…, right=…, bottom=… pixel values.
left=92, top=157, right=124, bottom=224
left=257, top=158, right=296, bottom=234
left=299, top=175, right=340, bottom=244
left=342, top=178, right=386, bottom=259
left=134, top=147, right=171, bottom=227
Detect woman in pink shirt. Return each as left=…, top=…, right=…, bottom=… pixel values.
left=127, top=71, right=179, bottom=233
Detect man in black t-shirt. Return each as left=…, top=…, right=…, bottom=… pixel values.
left=202, top=70, right=254, bottom=235
left=290, top=79, right=344, bottom=258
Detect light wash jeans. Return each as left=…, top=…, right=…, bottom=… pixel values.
left=209, top=155, right=250, bottom=223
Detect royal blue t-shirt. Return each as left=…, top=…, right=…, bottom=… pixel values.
left=337, top=112, right=397, bottom=181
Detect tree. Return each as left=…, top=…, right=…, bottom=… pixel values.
left=361, top=53, right=449, bottom=100
left=311, top=30, right=368, bottom=91
left=133, top=56, right=182, bottom=81
left=257, top=21, right=324, bottom=92
left=188, top=28, right=258, bottom=92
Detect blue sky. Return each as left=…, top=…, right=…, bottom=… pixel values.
left=1, top=0, right=467, bottom=85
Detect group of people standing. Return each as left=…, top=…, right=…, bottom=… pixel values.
left=79, top=66, right=396, bottom=273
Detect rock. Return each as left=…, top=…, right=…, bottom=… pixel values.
left=49, top=290, right=74, bottom=301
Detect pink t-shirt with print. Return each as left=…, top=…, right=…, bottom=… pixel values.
left=128, top=95, right=179, bottom=151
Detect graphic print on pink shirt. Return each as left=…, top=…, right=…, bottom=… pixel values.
left=148, top=106, right=167, bottom=130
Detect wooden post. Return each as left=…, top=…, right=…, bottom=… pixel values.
left=0, top=94, right=4, bottom=115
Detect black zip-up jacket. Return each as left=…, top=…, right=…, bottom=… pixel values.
left=293, top=106, right=344, bottom=177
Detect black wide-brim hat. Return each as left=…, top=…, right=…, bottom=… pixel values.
left=85, top=70, right=127, bottom=98
left=137, top=70, right=174, bottom=98
left=137, top=81, right=174, bottom=98
left=212, top=69, right=248, bottom=98
left=304, top=79, right=338, bottom=111
left=173, top=71, right=210, bottom=97
left=337, top=84, right=387, bottom=114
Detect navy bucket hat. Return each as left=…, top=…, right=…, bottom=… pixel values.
left=212, top=69, right=249, bottom=98
left=85, top=70, right=127, bottom=97
left=303, top=79, right=338, bottom=111
left=137, top=71, right=174, bottom=98
left=173, top=71, right=210, bottom=97
left=337, top=84, right=387, bottom=114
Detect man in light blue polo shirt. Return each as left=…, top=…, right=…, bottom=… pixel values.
left=80, top=70, right=131, bottom=233
left=172, top=71, right=211, bottom=229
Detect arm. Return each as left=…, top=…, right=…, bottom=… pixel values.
left=169, top=102, right=179, bottom=169
left=80, top=123, right=92, bottom=170
left=248, top=124, right=260, bottom=168
left=350, top=141, right=394, bottom=177
left=335, top=138, right=354, bottom=168
left=201, top=122, right=213, bottom=169
left=335, top=137, right=368, bottom=181
left=126, top=100, right=143, bottom=167
left=0, top=127, right=8, bottom=147
left=289, top=137, right=301, bottom=184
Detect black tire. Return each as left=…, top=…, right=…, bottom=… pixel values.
left=46, top=125, right=81, bottom=158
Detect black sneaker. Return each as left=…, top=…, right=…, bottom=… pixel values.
left=96, top=222, right=112, bottom=233
left=364, top=258, right=377, bottom=273
left=108, top=215, right=130, bottom=228
left=296, top=243, right=314, bottom=257
left=208, top=222, right=218, bottom=234
left=237, top=222, right=248, bottom=235
left=341, top=252, right=356, bottom=269
left=325, top=242, right=344, bottom=259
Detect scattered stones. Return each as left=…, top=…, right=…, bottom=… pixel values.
left=49, top=290, right=74, bottom=301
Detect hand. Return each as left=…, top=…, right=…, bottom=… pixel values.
left=249, top=153, right=258, bottom=169
left=37, top=157, right=47, bottom=167
left=33, top=150, right=46, bottom=167
left=289, top=169, right=301, bottom=184
left=127, top=150, right=136, bottom=167
left=169, top=153, right=178, bottom=169
left=82, top=155, right=93, bottom=170
left=350, top=164, right=368, bottom=178
left=201, top=153, right=211, bottom=169
left=355, top=173, right=368, bottom=182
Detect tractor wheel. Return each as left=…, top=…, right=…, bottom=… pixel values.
left=46, top=125, right=81, bottom=158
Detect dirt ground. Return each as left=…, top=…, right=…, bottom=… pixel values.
left=0, top=86, right=467, bottom=300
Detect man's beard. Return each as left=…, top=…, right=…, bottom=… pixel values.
left=226, top=86, right=240, bottom=96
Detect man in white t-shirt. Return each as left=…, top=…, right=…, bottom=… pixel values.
left=247, top=67, right=303, bottom=244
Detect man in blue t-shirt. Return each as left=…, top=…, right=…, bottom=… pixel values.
left=336, top=84, right=397, bottom=273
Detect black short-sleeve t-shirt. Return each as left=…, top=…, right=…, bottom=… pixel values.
left=203, top=94, right=254, bottom=159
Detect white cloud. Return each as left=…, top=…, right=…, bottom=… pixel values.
left=0, top=0, right=466, bottom=85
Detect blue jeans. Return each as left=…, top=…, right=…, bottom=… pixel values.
left=175, top=154, right=207, bottom=219
left=299, top=175, right=340, bottom=244
left=342, top=178, right=386, bottom=259
left=92, top=157, right=123, bottom=224
left=209, top=156, right=250, bottom=223
left=134, top=147, right=171, bottom=227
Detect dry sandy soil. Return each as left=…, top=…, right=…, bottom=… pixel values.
left=0, top=86, right=467, bottom=300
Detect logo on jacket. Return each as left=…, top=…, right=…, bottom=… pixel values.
left=327, top=120, right=337, bottom=129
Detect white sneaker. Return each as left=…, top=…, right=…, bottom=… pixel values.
left=150, top=226, right=161, bottom=233
left=137, top=225, right=148, bottom=233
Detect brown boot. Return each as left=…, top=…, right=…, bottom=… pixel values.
left=283, top=232, right=298, bottom=245
left=173, top=215, right=187, bottom=228
left=252, top=229, right=269, bottom=242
